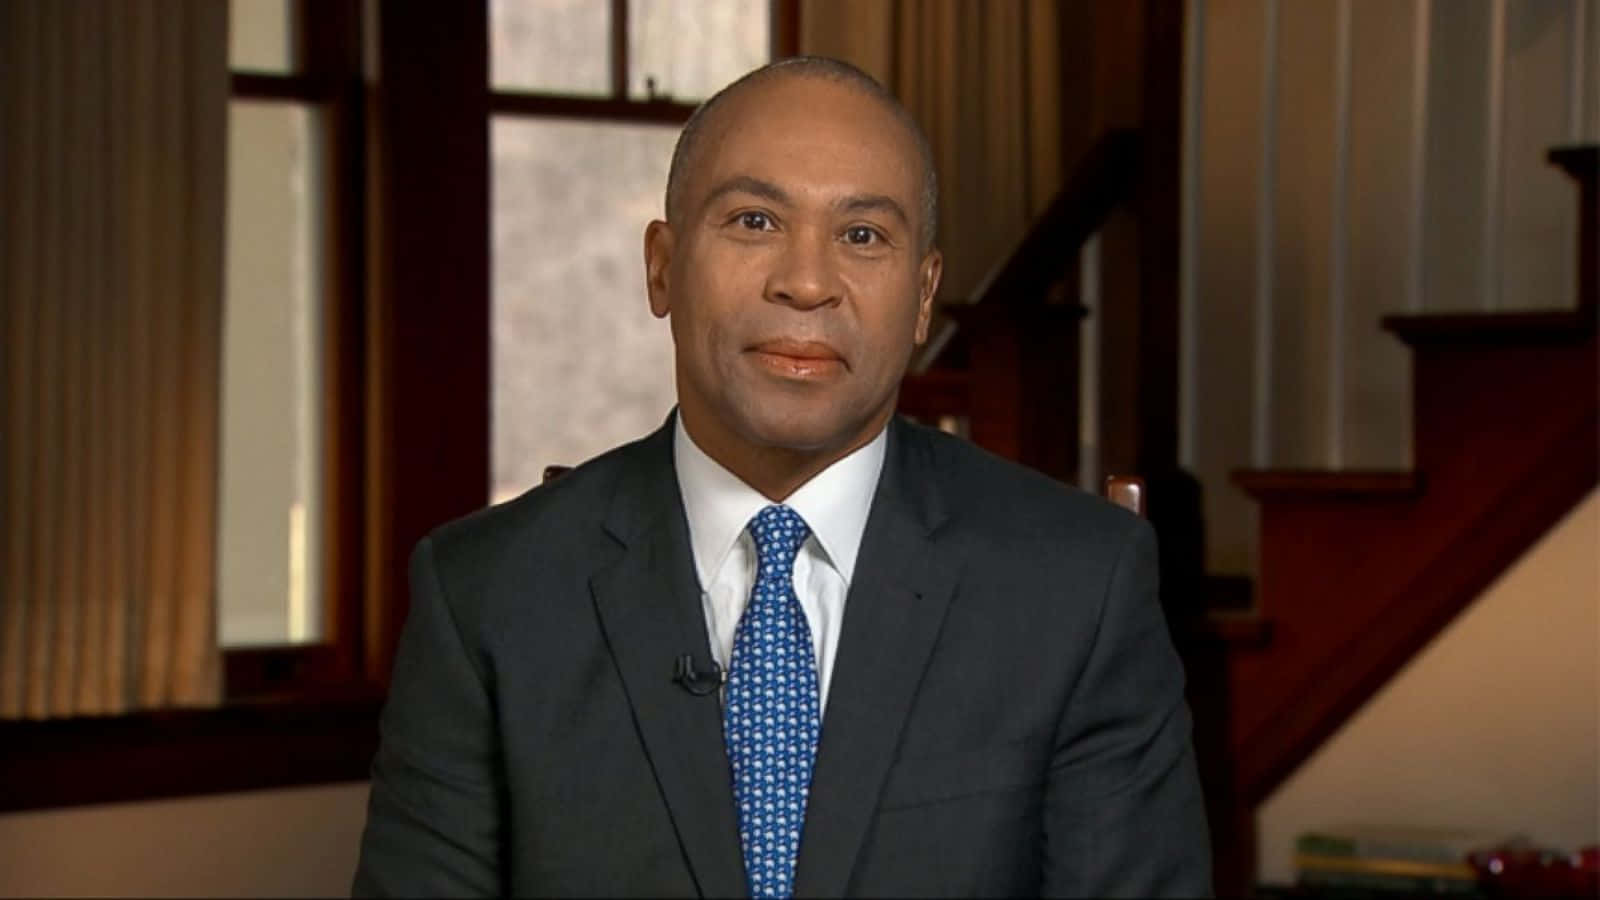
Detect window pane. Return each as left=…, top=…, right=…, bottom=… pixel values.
left=628, top=0, right=769, bottom=101
left=492, top=118, right=678, bottom=504
left=229, top=0, right=299, bottom=74
left=218, top=101, right=326, bottom=647
left=491, top=0, right=612, bottom=96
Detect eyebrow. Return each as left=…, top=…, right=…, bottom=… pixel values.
left=700, top=176, right=913, bottom=232
left=838, top=193, right=910, bottom=230
left=701, top=175, right=791, bottom=212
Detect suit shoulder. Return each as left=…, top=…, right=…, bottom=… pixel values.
left=903, top=419, right=1146, bottom=546
left=421, top=435, right=643, bottom=580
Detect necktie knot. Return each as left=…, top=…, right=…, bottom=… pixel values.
left=748, top=504, right=810, bottom=571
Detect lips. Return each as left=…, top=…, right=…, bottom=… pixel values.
left=746, top=339, right=847, bottom=378
left=749, top=339, right=844, bottom=363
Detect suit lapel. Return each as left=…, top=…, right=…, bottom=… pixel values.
left=589, top=420, right=747, bottom=898
left=794, top=420, right=961, bottom=897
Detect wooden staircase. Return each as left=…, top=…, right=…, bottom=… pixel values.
left=1230, top=308, right=1597, bottom=806
left=1223, top=145, right=1599, bottom=880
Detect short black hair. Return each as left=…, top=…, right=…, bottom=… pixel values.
left=664, top=56, right=940, bottom=252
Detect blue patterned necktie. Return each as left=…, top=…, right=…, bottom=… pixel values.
left=723, top=504, right=822, bottom=899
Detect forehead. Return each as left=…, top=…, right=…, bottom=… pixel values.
left=688, top=76, right=923, bottom=210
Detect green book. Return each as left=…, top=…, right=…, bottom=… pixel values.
left=1296, top=825, right=1509, bottom=867
left=1298, top=865, right=1485, bottom=896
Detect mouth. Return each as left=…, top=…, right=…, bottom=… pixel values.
left=746, top=339, right=847, bottom=378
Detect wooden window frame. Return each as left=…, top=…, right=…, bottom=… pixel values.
left=0, top=0, right=798, bottom=815
left=488, top=0, right=798, bottom=122
left=221, top=0, right=369, bottom=704
left=0, top=0, right=378, bottom=815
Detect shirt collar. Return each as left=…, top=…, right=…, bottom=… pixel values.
left=673, top=414, right=887, bottom=590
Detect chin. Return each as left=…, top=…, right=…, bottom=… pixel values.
left=734, top=400, right=872, bottom=454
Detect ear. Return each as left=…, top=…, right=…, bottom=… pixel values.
left=912, top=248, right=943, bottom=345
left=644, top=220, right=675, bottom=318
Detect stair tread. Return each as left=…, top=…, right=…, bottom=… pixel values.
left=1232, top=469, right=1422, bottom=501
left=1382, top=308, right=1597, bottom=346
left=1548, top=144, right=1598, bottom=181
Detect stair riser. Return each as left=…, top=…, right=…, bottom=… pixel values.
left=1411, top=339, right=1598, bottom=477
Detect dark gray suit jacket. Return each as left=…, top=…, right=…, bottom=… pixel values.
left=353, top=416, right=1210, bottom=897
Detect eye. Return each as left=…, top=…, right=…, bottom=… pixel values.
left=843, top=225, right=884, bottom=246
left=737, top=211, right=775, bottom=231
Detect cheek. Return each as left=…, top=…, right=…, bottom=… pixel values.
left=852, top=272, right=926, bottom=346
left=670, top=264, right=749, bottom=362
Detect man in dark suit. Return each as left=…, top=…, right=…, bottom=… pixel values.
left=354, top=57, right=1210, bottom=898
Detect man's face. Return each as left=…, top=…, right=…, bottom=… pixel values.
left=645, top=76, right=942, bottom=458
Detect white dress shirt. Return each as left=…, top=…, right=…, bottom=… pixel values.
left=672, top=417, right=887, bottom=716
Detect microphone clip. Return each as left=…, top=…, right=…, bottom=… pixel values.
left=673, top=654, right=726, bottom=697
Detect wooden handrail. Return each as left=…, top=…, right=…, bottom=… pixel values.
left=912, top=129, right=1142, bottom=371
left=967, top=129, right=1143, bottom=309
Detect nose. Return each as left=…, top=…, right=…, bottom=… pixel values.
left=764, top=228, right=842, bottom=311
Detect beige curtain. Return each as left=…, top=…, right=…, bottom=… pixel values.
left=1, top=0, right=228, bottom=718
left=800, top=0, right=1063, bottom=302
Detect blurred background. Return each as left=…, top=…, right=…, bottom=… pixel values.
left=1, top=0, right=1595, bottom=895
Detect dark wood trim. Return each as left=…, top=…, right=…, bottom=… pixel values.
left=951, top=304, right=1087, bottom=483
left=1090, top=0, right=1186, bottom=479
left=773, top=0, right=800, bottom=58
left=366, top=0, right=492, bottom=687
left=1549, top=145, right=1597, bottom=310
left=488, top=90, right=697, bottom=125
left=0, top=694, right=382, bottom=813
left=1201, top=612, right=1274, bottom=650
left=298, top=0, right=360, bottom=82
left=1087, top=0, right=1147, bottom=482
left=1383, top=308, right=1598, bottom=346
left=230, top=72, right=335, bottom=102
left=224, top=645, right=371, bottom=701
left=897, top=369, right=972, bottom=421
left=1232, top=470, right=1424, bottom=502
left=1132, top=0, right=1185, bottom=475
left=1201, top=573, right=1254, bottom=613
left=611, top=0, right=628, bottom=98
left=320, top=0, right=370, bottom=681
left=1548, top=146, right=1600, bottom=312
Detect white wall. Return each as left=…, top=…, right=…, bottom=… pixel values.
left=1256, top=490, right=1600, bottom=885
left=0, top=781, right=369, bottom=898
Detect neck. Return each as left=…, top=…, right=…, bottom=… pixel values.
left=678, top=406, right=891, bottom=502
